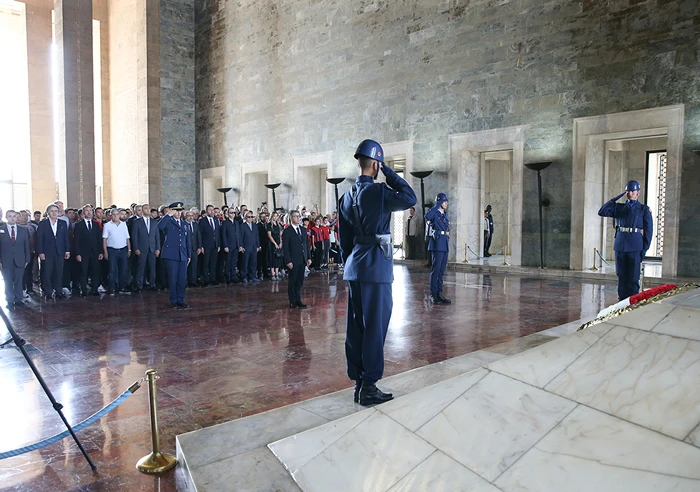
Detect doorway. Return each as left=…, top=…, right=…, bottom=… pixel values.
left=244, top=172, right=269, bottom=213
left=386, top=157, right=406, bottom=257
left=481, top=151, right=513, bottom=258
left=200, top=166, right=225, bottom=209
left=296, top=166, right=328, bottom=215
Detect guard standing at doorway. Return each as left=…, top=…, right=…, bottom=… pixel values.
left=598, top=180, right=653, bottom=300
left=158, top=202, right=191, bottom=309
left=484, top=204, right=494, bottom=257
left=339, top=139, right=416, bottom=406
left=426, top=193, right=451, bottom=304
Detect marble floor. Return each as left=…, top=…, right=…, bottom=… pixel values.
left=266, top=288, right=700, bottom=492
left=0, top=266, right=617, bottom=490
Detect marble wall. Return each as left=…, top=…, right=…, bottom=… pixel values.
left=194, top=0, right=700, bottom=273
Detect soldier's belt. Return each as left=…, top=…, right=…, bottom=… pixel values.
left=437, top=231, right=450, bottom=236
left=354, top=234, right=392, bottom=260
left=618, top=227, right=643, bottom=233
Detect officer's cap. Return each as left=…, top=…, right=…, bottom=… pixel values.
left=485, top=204, right=492, bottom=211
left=169, top=202, right=185, bottom=211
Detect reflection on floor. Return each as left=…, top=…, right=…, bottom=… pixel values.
left=262, top=288, right=700, bottom=492
left=0, top=266, right=617, bottom=490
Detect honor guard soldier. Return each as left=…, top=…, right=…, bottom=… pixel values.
left=339, top=139, right=417, bottom=406
left=598, top=180, right=653, bottom=300
left=426, top=193, right=451, bottom=304
left=158, top=202, right=191, bottom=308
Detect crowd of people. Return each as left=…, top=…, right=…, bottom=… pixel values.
left=0, top=201, right=341, bottom=309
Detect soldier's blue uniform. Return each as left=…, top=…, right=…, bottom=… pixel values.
left=598, top=181, right=653, bottom=300
left=158, top=203, right=191, bottom=308
left=339, top=139, right=416, bottom=405
left=425, top=193, right=450, bottom=304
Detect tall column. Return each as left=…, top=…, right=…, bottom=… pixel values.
left=54, top=0, right=95, bottom=207
left=25, top=0, right=55, bottom=211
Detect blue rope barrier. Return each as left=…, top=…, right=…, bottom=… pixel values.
left=0, top=382, right=140, bottom=460
left=468, top=246, right=503, bottom=260
left=595, top=249, right=613, bottom=267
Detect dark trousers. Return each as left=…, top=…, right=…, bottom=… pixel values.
left=484, top=231, right=493, bottom=255
left=430, top=250, right=447, bottom=296
left=135, top=251, right=157, bottom=289
left=165, top=258, right=187, bottom=305
left=187, top=250, right=199, bottom=285
left=615, top=250, right=642, bottom=300
left=217, top=250, right=227, bottom=281
left=2, top=264, right=25, bottom=303
left=323, top=239, right=330, bottom=265
left=79, top=253, right=101, bottom=294
left=240, top=250, right=256, bottom=280
left=287, top=260, right=305, bottom=304
left=225, top=251, right=239, bottom=282
left=23, top=254, right=35, bottom=291
left=258, top=245, right=268, bottom=276
left=345, top=281, right=392, bottom=384
left=202, top=248, right=218, bottom=283
left=406, top=236, right=417, bottom=259
left=156, top=257, right=167, bottom=288
left=107, top=247, right=128, bottom=292
left=41, top=253, right=63, bottom=296
left=312, top=246, right=322, bottom=269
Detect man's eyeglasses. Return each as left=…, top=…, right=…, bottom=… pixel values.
left=246, top=215, right=253, bottom=219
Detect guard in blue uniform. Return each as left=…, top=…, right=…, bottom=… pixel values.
left=158, top=202, right=191, bottom=308
left=339, top=139, right=416, bottom=406
left=425, top=193, right=451, bottom=304
left=598, top=180, right=653, bottom=300
left=484, top=204, right=494, bottom=257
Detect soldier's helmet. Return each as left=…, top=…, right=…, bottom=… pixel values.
left=354, top=139, right=384, bottom=163
left=625, top=180, right=641, bottom=192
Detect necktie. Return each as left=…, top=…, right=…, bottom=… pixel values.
left=249, top=223, right=253, bottom=231
left=87, top=220, right=91, bottom=231
left=11, top=226, right=15, bottom=243
left=210, top=218, right=214, bottom=229
left=177, top=219, right=181, bottom=227
left=145, top=218, right=150, bottom=233
left=297, top=226, right=302, bottom=239
left=190, top=223, right=193, bottom=233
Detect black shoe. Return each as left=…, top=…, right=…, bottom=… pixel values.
left=296, top=301, right=307, bottom=308
left=80, top=293, right=87, bottom=298
left=359, top=383, right=393, bottom=406
left=171, top=303, right=179, bottom=308
left=430, top=295, right=442, bottom=304
left=353, top=381, right=361, bottom=403
left=289, top=303, right=298, bottom=309
left=438, top=294, right=451, bottom=304
left=55, top=293, right=66, bottom=299
left=177, top=302, right=190, bottom=309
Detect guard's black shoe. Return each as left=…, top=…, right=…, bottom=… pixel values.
left=353, top=381, right=361, bottom=403
left=430, top=295, right=442, bottom=304
left=438, top=294, right=451, bottom=304
left=296, top=301, right=308, bottom=308
left=359, top=383, right=393, bottom=406
left=177, top=302, right=190, bottom=309
left=289, top=303, right=298, bottom=309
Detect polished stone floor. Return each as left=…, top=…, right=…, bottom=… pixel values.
left=0, top=266, right=617, bottom=491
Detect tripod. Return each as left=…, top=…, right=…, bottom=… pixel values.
left=0, top=307, right=96, bottom=470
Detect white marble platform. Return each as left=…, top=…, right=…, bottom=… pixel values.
left=267, top=289, right=700, bottom=491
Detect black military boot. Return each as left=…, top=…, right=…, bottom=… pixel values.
left=359, top=382, right=393, bottom=406
left=430, top=295, right=442, bottom=304
left=437, top=293, right=451, bottom=304
left=353, top=380, right=362, bottom=403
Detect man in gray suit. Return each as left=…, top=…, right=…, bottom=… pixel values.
left=0, top=210, right=31, bottom=307
left=131, top=206, right=161, bottom=292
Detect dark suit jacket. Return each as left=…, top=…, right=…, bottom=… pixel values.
left=0, top=224, right=30, bottom=268
left=221, top=220, right=239, bottom=252
left=239, top=221, right=260, bottom=251
left=198, top=216, right=220, bottom=251
left=131, top=217, right=161, bottom=254
left=185, top=221, right=202, bottom=253
left=158, top=216, right=191, bottom=261
left=73, top=219, right=103, bottom=258
left=36, top=218, right=70, bottom=256
left=283, top=225, right=309, bottom=265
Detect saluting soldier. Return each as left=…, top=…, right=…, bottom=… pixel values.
left=598, top=180, right=653, bottom=300
left=426, top=193, right=451, bottom=305
left=339, top=139, right=417, bottom=406
left=158, top=202, right=191, bottom=309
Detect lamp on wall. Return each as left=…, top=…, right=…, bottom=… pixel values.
left=217, top=187, right=232, bottom=207
left=326, top=177, right=346, bottom=209
left=264, top=183, right=281, bottom=211
left=410, top=170, right=434, bottom=264
left=524, top=161, right=552, bottom=269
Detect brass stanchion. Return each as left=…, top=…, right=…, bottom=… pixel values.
left=463, top=243, right=469, bottom=263
left=136, top=369, right=177, bottom=474
left=590, top=248, right=599, bottom=271
left=501, top=244, right=510, bottom=266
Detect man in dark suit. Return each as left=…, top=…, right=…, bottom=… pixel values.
left=131, top=206, right=161, bottom=292
left=36, top=204, right=71, bottom=300
left=0, top=210, right=31, bottom=307
left=184, top=210, right=202, bottom=287
left=283, top=210, right=311, bottom=308
left=198, top=204, right=220, bottom=285
left=158, top=202, right=191, bottom=308
left=221, top=212, right=240, bottom=283
left=238, top=211, right=261, bottom=283
left=73, top=204, right=103, bottom=296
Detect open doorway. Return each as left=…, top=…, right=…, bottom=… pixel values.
left=481, top=151, right=512, bottom=258
left=245, top=172, right=269, bottom=213
left=385, top=157, right=406, bottom=258
left=645, top=150, right=666, bottom=260
left=296, top=166, right=328, bottom=215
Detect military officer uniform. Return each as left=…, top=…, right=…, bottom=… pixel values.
left=425, top=193, right=451, bottom=304
left=158, top=202, right=191, bottom=308
left=484, top=204, right=494, bottom=256
left=598, top=180, right=653, bottom=300
left=339, top=139, right=417, bottom=406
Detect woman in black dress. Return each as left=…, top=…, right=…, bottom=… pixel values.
left=266, top=211, right=284, bottom=281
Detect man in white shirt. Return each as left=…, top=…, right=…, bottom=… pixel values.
left=102, top=209, right=132, bottom=295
